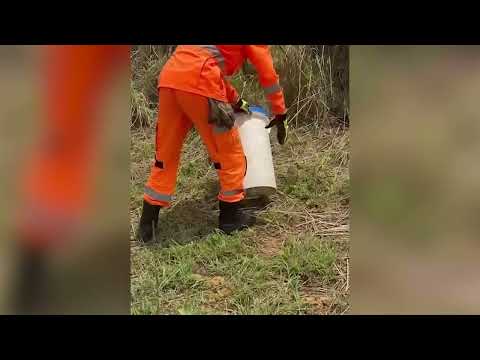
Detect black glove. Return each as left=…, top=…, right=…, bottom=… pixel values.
left=265, top=113, right=288, bottom=145
left=232, top=98, right=250, bottom=114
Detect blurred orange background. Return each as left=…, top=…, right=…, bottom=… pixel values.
left=0, top=46, right=130, bottom=314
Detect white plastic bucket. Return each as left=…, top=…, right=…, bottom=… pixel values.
left=235, top=106, right=277, bottom=198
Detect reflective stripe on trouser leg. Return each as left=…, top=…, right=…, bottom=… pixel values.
left=144, top=164, right=176, bottom=207
left=144, top=186, right=174, bottom=202
left=220, top=189, right=244, bottom=197
left=212, top=127, right=246, bottom=203
left=171, top=90, right=246, bottom=203
left=144, top=88, right=192, bottom=207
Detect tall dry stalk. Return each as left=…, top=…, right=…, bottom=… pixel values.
left=130, top=45, right=349, bottom=129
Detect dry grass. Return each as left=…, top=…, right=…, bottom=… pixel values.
left=130, top=45, right=349, bottom=129
left=130, top=45, right=350, bottom=314
left=130, top=124, right=350, bottom=314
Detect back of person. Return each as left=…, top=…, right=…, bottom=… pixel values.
left=137, top=44, right=289, bottom=243
left=159, top=45, right=246, bottom=103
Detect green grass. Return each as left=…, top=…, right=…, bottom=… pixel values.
left=131, top=232, right=339, bottom=315
left=130, top=45, right=349, bottom=315
left=130, top=124, right=350, bottom=315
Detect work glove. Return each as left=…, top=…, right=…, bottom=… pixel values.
left=208, top=98, right=236, bottom=130
left=232, top=98, right=251, bottom=114
left=265, top=113, right=288, bottom=145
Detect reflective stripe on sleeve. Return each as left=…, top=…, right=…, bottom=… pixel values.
left=198, top=45, right=225, bottom=72
left=263, top=83, right=282, bottom=95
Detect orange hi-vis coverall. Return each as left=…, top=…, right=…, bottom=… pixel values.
left=144, top=45, right=287, bottom=207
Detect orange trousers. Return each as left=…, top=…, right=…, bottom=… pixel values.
left=144, top=88, right=246, bottom=207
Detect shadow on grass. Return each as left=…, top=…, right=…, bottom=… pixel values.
left=139, top=179, right=219, bottom=248
left=153, top=199, right=218, bottom=248
left=139, top=178, right=274, bottom=249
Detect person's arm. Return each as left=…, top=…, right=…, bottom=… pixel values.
left=244, top=45, right=286, bottom=115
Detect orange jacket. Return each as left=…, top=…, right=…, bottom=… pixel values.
left=158, top=45, right=287, bottom=115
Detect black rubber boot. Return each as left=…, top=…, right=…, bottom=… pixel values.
left=218, top=200, right=256, bottom=235
left=136, top=200, right=161, bottom=243
left=12, top=245, right=49, bottom=315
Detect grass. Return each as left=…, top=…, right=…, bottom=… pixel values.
left=132, top=231, right=344, bottom=315
left=130, top=45, right=349, bottom=315
left=130, top=123, right=349, bottom=314
left=131, top=45, right=349, bottom=128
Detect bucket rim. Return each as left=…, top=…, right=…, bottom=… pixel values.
left=249, top=105, right=270, bottom=117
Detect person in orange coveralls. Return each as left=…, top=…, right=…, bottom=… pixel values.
left=137, top=45, right=288, bottom=243
left=13, top=45, right=128, bottom=314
